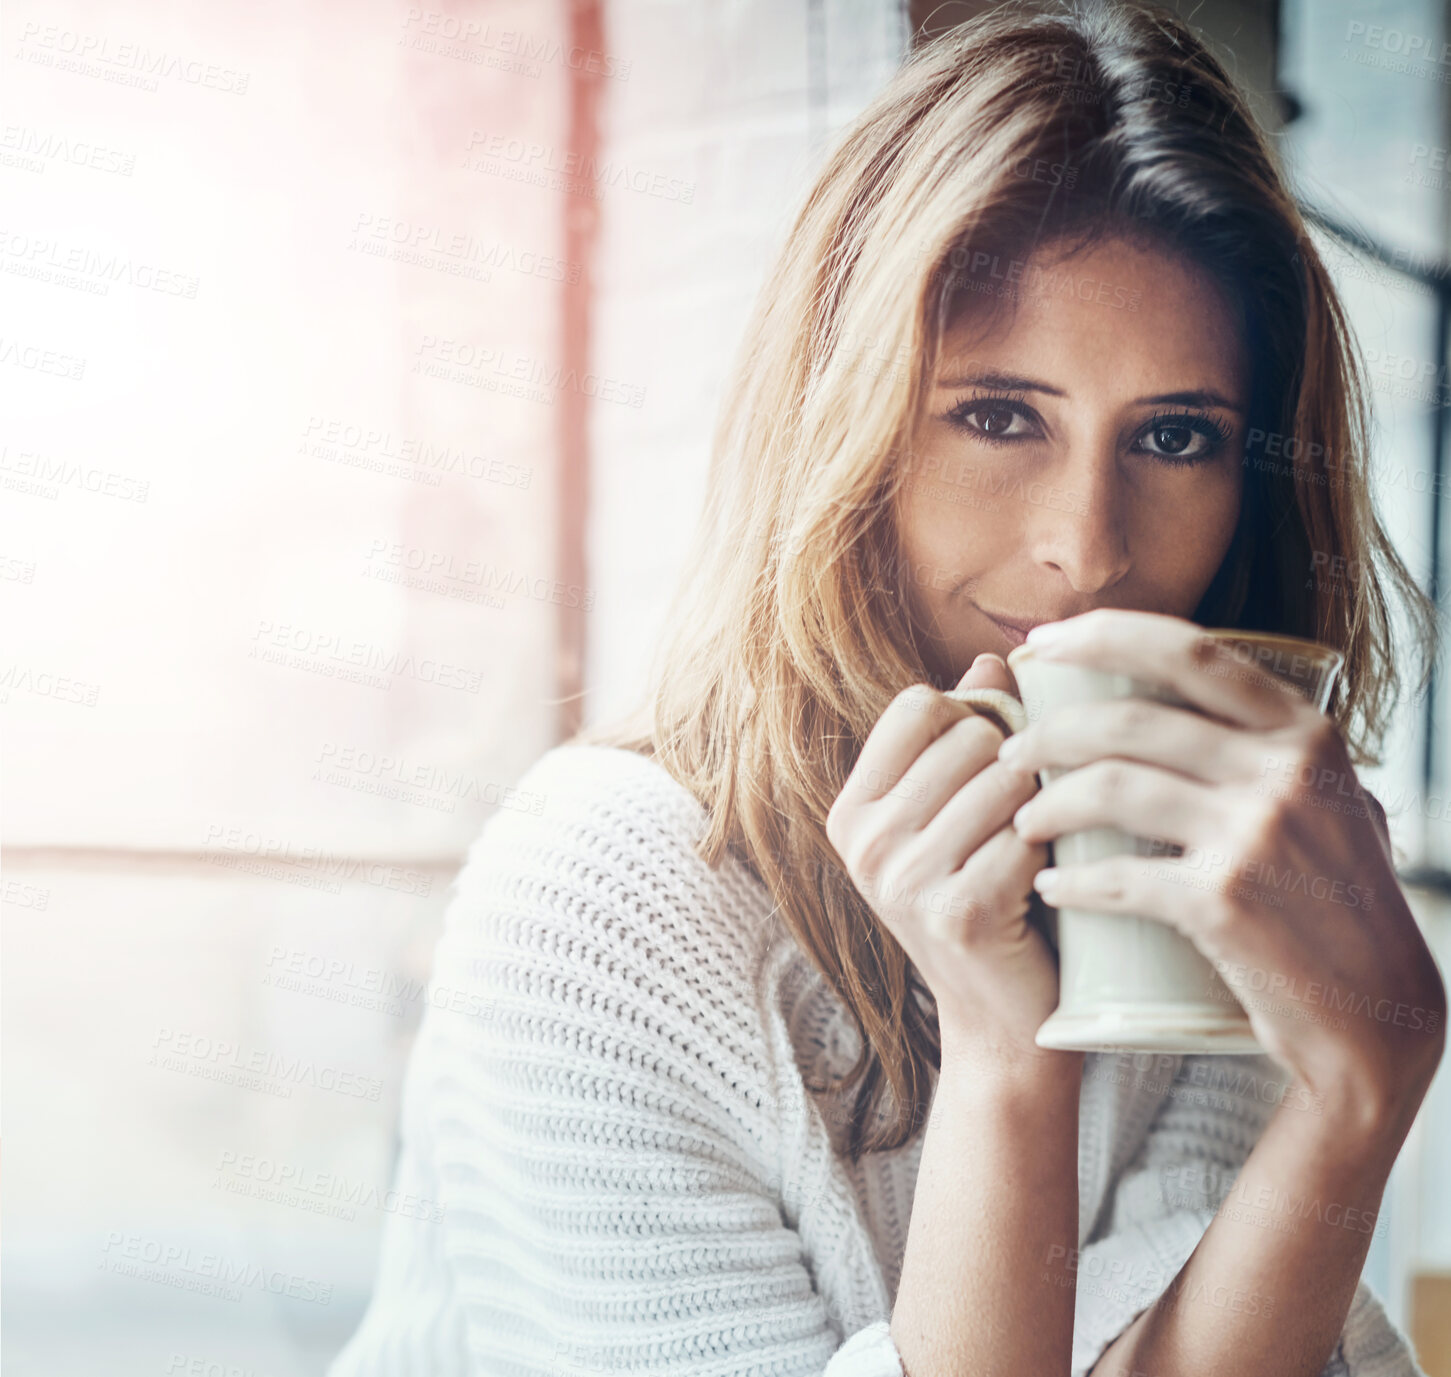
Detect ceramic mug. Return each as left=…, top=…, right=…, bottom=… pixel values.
left=945, top=629, right=1344, bottom=1054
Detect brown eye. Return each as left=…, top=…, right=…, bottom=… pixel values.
left=1135, top=412, right=1233, bottom=465
left=1149, top=423, right=1197, bottom=455
left=945, top=397, right=1037, bottom=443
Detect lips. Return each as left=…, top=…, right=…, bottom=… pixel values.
left=974, top=605, right=1050, bottom=648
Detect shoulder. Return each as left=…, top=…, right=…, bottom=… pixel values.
left=436, top=742, right=784, bottom=1066
left=458, top=742, right=713, bottom=871
left=451, top=742, right=773, bottom=943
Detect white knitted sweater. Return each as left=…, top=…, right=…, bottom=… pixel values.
left=328, top=743, right=1425, bottom=1377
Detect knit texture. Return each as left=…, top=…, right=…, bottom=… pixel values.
left=328, top=743, right=1426, bottom=1377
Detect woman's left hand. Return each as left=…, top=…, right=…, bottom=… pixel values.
left=1000, top=608, right=1446, bottom=1133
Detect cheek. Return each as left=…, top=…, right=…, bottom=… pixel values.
left=1138, top=466, right=1242, bottom=576
left=898, top=457, right=1016, bottom=564
left=893, top=466, right=1007, bottom=623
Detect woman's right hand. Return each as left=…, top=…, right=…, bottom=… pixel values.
left=826, top=653, right=1059, bottom=1069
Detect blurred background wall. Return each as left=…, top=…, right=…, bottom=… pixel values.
left=4, top=1, right=1451, bottom=1374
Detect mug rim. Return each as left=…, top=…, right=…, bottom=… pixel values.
left=1006, top=625, right=1344, bottom=672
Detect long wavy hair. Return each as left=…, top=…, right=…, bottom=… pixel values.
left=574, top=0, right=1443, bottom=1161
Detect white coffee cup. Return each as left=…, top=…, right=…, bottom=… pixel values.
left=948, top=631, right=1343, bottom=1054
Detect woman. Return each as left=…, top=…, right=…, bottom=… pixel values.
left=330, top=3, right=1445, bottom=1374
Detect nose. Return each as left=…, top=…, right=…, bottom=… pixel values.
left=1027, top=458, right=1131, bottom=595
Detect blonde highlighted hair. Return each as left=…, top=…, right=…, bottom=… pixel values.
left=576, top=0, right=1442, bottom=1160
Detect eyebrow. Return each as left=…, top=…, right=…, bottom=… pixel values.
left=934, top=369, right=1245, bottom=413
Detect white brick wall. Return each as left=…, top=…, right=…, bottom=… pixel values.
left=585, top=0, right=907, bottom=725
left=3, top=1, right=570, bottom=1371
left=2, top=2, right=909, bottom=1372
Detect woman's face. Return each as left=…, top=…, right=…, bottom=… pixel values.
left=896, top=234, right=1248, bottom=686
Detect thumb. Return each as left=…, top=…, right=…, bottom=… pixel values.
left=955, top=652, right=1017, bottom=697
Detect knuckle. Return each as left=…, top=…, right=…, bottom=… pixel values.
left=1189, top=627, right=1220, bottom=668
left=922, top=898, right=961, bottom=944
left=893, top=682, right=938, bottom=717
left=1088, top=758, right=1130, bottom=805
left=851, top=822, right=898, bottom=882
left=1236, top=793, right=1285, bottom=846
left=947, top=710, right=1004, bottom=754
left=1094, top=858, right=1133, bottom=906
left=922, top=881, right=984, bottom=945
left=1197, top=884, right=1245, bottom=938
left=1115, top=699, right=1156, bottom=739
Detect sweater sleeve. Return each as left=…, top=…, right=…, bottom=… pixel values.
left=1070, top=1054, right=1426, bottom=1377
left=326, top=751, right=905, bottom=1377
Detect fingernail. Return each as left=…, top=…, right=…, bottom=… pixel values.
left=1033, top=868, right=1059, bottom=896
left=997, top=734, right=1024, bottom=763
left=1025, top=621, right=1067, bottom=645
left=1013, top=802, right=1034, bottom=831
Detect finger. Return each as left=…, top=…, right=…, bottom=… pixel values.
left=843, top=650, right=1016, bottom=820
left=956, top=822, right=1050, bottom=920
left=1029, top=854, right=1224, bottom=938
left=951, top=652, right=1021, bottom=705
left=1011, top=758, right=1225, bottom=849
left=999, top=695, right=1259, bottom=786
left=908, top=701, right=1031, bottom=820
left=910, top=825, right=1048, bottom=941
left=956, top=651, right=1017, bottom=697
left=842, top=683, right=983, bottom=813
left=918, top=756, right=1039, bottom=868
left=1014, top=609, right=1317, bottom=732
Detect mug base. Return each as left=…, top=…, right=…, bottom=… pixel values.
left=1035, top=1003, right=1263, bottom=1054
